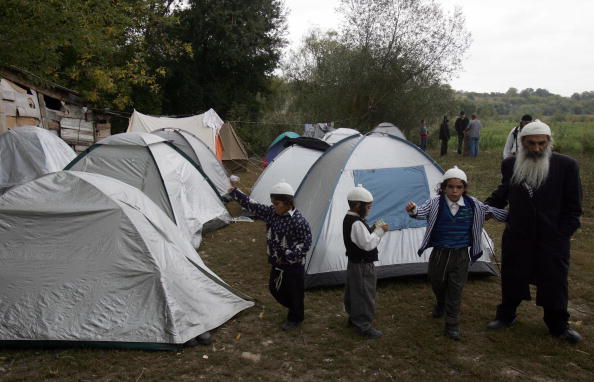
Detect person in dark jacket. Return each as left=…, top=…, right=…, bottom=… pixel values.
left=228, top=182, right=312, bottom=331
left=343, top=185, right=388, bottom=339
left=454, top=111, right=469, bottom=154
left=484, top=120, right=583, bottom=344
left=439, top=116, right=450, bottom=156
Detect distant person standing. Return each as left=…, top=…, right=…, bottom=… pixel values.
left=439, top=116, right=450, bottom=156
left=419, top=120, right=429, bottom=151
left=454, top=111, right=469, bottom=155
left=502, top=114, right=533, bottom=159
left=465, top=113, right=482, bottom=157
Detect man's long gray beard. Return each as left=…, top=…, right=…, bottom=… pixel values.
left=511, top=145, right=552, bottom=189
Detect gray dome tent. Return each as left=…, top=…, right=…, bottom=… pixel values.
left=151, top=128, right=231, bottom=196
left=65, top=132, right=230, bottom=247
left=0, top=171, right=253, bottom=349
left=0, top=125, right=75, bottom=194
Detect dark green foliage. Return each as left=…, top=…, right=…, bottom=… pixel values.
left=157, top=0, right=287, bottom=119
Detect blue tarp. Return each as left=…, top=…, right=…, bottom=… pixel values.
left=353, top=166, right=429, bottom=230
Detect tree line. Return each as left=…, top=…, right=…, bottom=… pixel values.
left=2, top=1, right=587, bottom=154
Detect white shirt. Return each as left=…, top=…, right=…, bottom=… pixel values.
left=409, top=196, right=465, bottom=216
left=503, top=126, right=520, bottom=159
left=445, top=196, right=465, bottom=216
left=347, top=211, right=385, bottom=251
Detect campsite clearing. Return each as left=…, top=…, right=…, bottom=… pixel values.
left=1, top=146, right=592, bottom=382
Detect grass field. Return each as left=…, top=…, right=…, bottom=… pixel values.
left=1, top=126, right=593, bottom=381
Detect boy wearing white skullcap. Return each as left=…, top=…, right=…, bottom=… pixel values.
left=228, top=182, right=312, bottom=331
left=406, top=167, right=508, bottom=340
left=343, top=185, right=388, bottom=339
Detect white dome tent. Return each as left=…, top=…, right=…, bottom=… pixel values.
left=295, top=133, right=497, bottom=288
left=0, top=125, right=76, bottom=194
left=151, top=128, right=231, bottom=196
left=65, top=132, right=231, bottom=247
left=0, top=171, right=253, bottom=349
left=321, top=128, right=361, bottom=145
left=372, top=122, right=406, bottom=139
left=250, top=138, right=329, bottom=205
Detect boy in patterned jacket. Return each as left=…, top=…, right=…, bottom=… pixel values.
left=406, top=166, right=507, bottom=340
left=228, top=182, right=312, bottom=331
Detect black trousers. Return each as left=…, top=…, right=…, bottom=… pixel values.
left=440, top=139, right=449, bottom=156
left=495, top=299, right=570, bottom=336
left=269, top=266, right=305, bottom=323
left=428, top=247, right=469, bottom=325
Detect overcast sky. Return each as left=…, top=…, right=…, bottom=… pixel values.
left=283, top=0, right=594, bottom=97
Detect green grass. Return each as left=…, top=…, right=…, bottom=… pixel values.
left=1, top=145, right=593, bottom=382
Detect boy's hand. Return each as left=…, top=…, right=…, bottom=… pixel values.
left=380, top=223, right=388, bottom=232
left=405, top=202, right=416, bottom=212
left=227, top=187, right=235, bottom=194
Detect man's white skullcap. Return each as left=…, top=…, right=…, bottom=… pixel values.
left=442, top=166, right=467, bottom=183
left=518, top=119, right=551, bottom=138
left=270, top=181, right=295, bottom=196
left=347, top=184, right=373, bottom=202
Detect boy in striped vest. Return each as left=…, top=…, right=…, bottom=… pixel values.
left=406, top=167, right=507, bottom=340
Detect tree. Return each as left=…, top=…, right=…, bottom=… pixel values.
left=157, top=0, right=287, bottom=118
left=0, top=0, right=185, bottom=110
left=284, top=0, right=470, bottom=134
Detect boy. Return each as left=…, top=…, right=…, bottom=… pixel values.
left=228, top=182, right=312, bottom=331
left=343, top=185, right=389, bottom=339
left=406, top=167, right=507, bottom=340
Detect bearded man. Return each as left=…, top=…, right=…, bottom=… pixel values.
left=484, top=120, right=583, bottom=343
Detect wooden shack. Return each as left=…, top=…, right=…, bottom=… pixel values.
left=0, top=67, right=111, bottom=152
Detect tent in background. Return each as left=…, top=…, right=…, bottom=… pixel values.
left=263, top=131, right=300, bottom=166
left=152, top=128, right=231, bottom=196
left=295, top=133, right=497, bottom=288
left=127, top=110, right=249, bottom=166
left=372, top=122, right=406, bottom=139
left=0, top=125, right=76, bottom=194
left=65, top=132, right=231, bottom=246
left=250, top=137, right=329, bottom=205
left=321, top=128, right=361, bottom=145
left=0, top=171, right=253, bottom=349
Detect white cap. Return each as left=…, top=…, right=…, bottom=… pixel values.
left=347, top=184, right=373, bottom=202
left=518, top=119, right=551, bottom=138
left=442, top=166, right=467, bottom=183
left=270, top=181, right=294, bottom=196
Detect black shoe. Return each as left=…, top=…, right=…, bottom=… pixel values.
left=432, top=304, right=445, bottom=318
left=346, top=318, right=354, bottom=328
left=444, top=324, right=460, bottom=341
left=556, top=328, right=582, bottom=344
left=281, top=321, right=300, bottom=331
left=486, top=319, right=514, bottom=330
left=359, top=327, right=383, bottom=339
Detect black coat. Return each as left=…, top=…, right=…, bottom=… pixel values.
left=485, top=153, right=582, bottom=309
left=439, top=121, right=450, bottom=140
left=454, top=117, right=469, bottom=137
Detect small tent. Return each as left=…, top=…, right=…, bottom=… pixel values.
left=321, top=128, right=361, bottom=145
left=0, top=171, right=253, bottom=349
left=65, top=132, right=231, bottom=246
left=263, top=131, right=300, bottom=165
left=0, top=125, right=76, bottom=194
left=250, top=138, right=329, bottom=205
left=127, top=109, right=247, bottom=163
left=372, top=122, right=406, bottom=139
left=295, top=133, right=497, bottom=288
left=152, top=128, right=231, bottom=196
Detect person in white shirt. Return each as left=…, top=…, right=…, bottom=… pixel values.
left=342, top=185, right=388, bottom=339
left=502, top=114, right=532, bottom=159
left=406, top=167, right=507, bottom=340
